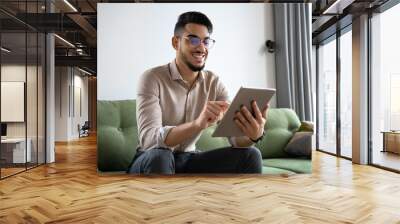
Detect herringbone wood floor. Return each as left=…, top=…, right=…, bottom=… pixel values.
left=1, top=135, right=400, bottom=224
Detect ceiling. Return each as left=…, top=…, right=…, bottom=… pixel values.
left=0, top=0, right=393, bottom=74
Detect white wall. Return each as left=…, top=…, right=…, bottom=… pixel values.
left=98, top=3, right=275, bottom=103
left=55, top=67, right=69, bottom=141
left=55, top=67, right=89, bottom=141
left=72, top=73, right=89, bottom=138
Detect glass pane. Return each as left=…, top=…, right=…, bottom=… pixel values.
left=1, top=31, right=27, bottom=177
left=27, top=31, right=38, bottom=169
left=0, top=1, right=46, bottom=179
left=318, top=38, right=337, bottom=154
left=38, top=33, right=45, bottom=165
left=340, top=30, right=352, bottom=158
left=371, top=3, right=400, bottom=171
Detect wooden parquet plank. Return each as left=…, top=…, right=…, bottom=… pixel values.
left=1, top=134, right=400, bottom=223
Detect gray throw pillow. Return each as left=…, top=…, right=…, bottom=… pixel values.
left=284, top=132, right=312, bottom=157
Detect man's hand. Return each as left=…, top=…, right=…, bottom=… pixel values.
left=194, top=101, right=229, bottom=130
left=234, top=101, right=269, bottom=141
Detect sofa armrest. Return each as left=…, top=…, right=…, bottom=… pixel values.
left=298, top=121, right=314, bottom=133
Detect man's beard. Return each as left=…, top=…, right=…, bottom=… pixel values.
left=181, top=50, right=205, bottom=72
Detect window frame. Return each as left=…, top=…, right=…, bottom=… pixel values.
left=315, top=24, right=353, bottom=161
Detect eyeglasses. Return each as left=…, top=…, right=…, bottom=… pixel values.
left=182, top=35, right=216, bottom=49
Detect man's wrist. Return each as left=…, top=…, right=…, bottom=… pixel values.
left=249, top=131, right=265, bottom=143
left=192, top=120, right=204, bottom=132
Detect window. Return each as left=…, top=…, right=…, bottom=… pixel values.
left=340, top=29, right=352, bottom=158
left=316, top=26, right=353, bottom=159
left=318, top=37, right=337, bottom=154
left=371, top=2, right=400, bottom=171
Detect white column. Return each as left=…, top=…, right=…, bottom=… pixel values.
left=46, top=32, right=55, bottom=163
left=45, top=0, right=56, bottom=163
left=352, top=14, right=369, bottom=164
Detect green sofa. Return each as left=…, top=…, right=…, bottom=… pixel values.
left=97, top=100, right=312, bottom=174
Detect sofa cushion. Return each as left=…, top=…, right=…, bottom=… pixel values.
left=284, top=132, right=312, bottom=157
left=262, top=166, right=296, bottom=175
left=256, top=109, right=301, bottom=158
left=263, top=158, right=312, bottom=174
left=298, top=121, right=314, bottom=132
left=97, top=100, right=138, bottom=172
left=196, top=125, right=231, bottom=151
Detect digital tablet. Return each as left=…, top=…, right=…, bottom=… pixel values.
left=212, top=87, right=276, bottom=137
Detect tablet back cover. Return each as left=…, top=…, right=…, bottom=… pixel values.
left=212, top=87, right=276, bottom=137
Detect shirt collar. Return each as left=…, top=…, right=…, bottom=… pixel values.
left=170, top=59, right=205, bottom=83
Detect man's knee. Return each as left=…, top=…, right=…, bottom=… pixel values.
left=246, top=147, right=262, bottom=160
left=241, top=147, right=263, bottom=173
left=143, top=148, right=175, bottom=174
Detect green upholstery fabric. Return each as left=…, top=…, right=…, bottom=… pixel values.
left=97, top=100, right=138, bottom=172
left=262, top=166, right=296, bottom=175
left=97, top=100, right=312, bottom=174
left=195, top=125, right=230, bottom=151
left=263, top=158, right=312, bottom=174
left=256, top=109, right=301, bottom=158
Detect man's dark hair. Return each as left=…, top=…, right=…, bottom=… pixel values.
left=174, top=11, right=213, bottom=36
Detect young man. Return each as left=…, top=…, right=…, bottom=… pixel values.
left=129, top=11, right=268, bottom=174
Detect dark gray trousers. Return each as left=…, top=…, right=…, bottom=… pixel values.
left=128, top=146, right=263, bottom=174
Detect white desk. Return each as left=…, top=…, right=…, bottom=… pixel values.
left=1, top=138, right=31, bottom=163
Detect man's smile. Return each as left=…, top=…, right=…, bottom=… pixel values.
left=192, top=52, right=206, bottom=63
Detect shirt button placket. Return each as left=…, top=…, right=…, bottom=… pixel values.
left=185, top=91, right=190, bottom=122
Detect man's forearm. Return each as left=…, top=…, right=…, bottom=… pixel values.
left=231, top=136, right=254, bottom=148
left=164, top=121, right=202, bottom=149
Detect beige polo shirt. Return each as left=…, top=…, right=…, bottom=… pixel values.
left=136, top=60, right=231, bottom=152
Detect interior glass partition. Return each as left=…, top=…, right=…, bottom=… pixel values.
left=0, top=1, right=46, bottom=179
left=27, top=31, right=38, bottom=169
left=38, top=32, right=45, bottom=165
left=0, top=31, right=27, bottom=177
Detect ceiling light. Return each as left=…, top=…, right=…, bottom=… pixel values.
left=54, top=34, right=75, bottom=48
left=78, top=67, right=92, bottom=76
left=63, top=0, right=78, bottom=12
left=1, top=47, right=11, bottom=53
left=323, top=0, right=341, bottom=14
left=322, top=0, right=354, bottom=15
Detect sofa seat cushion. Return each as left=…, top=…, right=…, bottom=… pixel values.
left=263, top=158, right=312, bottom=174
left=97, top=100, right=138, bottom=172
left=262, top=166, right=296, bottom=175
